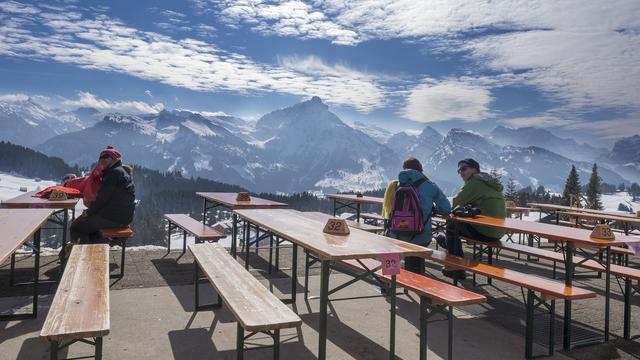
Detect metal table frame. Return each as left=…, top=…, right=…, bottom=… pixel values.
left=0, top=229, right=41, bottom=321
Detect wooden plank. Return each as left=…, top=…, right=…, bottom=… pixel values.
left=1, top=191, right=79, bottom=209
left=100, top=226, right=133, bottom=239
left=196, top=192, right=288, bottom=210
left=338, top=258, right=486, bottom=306
left=235, top=209, right=430, bottom=260
left=40, top=244, right=110, bottom=342
left=426, top=250, right=595, bottom=300
left=164, top=214, right=225, bottom=241
left=301, top=212, right=384, bottom=233
left=466, top=239, right=640, bottom=281
left=189, top=243, right=301, bottom=332
left=325, top=194, right=383, bottom=206
left=449, top=215, right=636, bottom=247
left=0, top=208, right=55, bottom=264
left=361, top=213, right=385, bottom=221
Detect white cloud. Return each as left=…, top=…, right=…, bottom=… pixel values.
left=402, top=79, right=492, bottom=123
left=144, top=90, right=153, bottom=98
left=0, top=93, right=30, bottom=102
left=0, top=3, right=386, bottom=112
left=63, top=92, right=164, bottom=113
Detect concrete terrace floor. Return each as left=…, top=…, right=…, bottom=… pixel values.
left=0, top=243, right=639, bottom=360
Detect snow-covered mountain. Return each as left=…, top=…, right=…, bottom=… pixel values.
left=37, top=98, right=398, bottom=192
left=422, top=129, right=627, bottom=194
left=0, top=99, right=93, bottom=147
left=386, top=126, right=443, bottom=161
left=489, top=126, right=607, bottom=162
left=350, top=121, right=393, bottom=144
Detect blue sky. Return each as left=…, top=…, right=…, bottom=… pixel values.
left=0, top=0, right=639, bottom=144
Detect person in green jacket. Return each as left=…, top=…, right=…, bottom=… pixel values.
left=438, top=158, right=506, bottom=280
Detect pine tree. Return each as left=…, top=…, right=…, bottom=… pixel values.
left=631, top=182, right=640, bottom=201
left=505, top=177, right=518, bottom=202
left=586, top=163, right=603, bottom=210
left=562, top=165, right=582, bottom=207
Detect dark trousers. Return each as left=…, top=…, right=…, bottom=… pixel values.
left=404, top=256, right=425, bottom=275
left=70, top=214, right=123, bottom=244
left=444, top=221, right=500, bottom=257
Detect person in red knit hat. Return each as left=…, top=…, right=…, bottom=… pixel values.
left=68, top=145, right=135, bottom=246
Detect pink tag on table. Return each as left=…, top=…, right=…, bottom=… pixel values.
left=523, top=209, right=530, bottom=216
left=380, top=253, right=400, bottom=275
left=32, top=203, right=45, bottom=209
left=628, top=242, right=640, bottom=256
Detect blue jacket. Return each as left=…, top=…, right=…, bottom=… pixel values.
left=386, top=169, right=451, bottom=245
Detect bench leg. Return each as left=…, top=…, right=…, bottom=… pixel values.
left=50, top=341, right=59, bottom=360
left=624, top=279, right=631, bottom=340
left=487, top=247, right=493, bottom=285
left=273, top=329, right=280, bottom=360
left=525, top=290, right=534, bottom=360
left=244, top=224, right=251, bottom=270
left=275, top=236, right=280, bottom=272
left=183, top=230, right=188, bottom=254
left=95, top=337, right=103, bottom=360
left=166, top=223, right=173, bottom=253
left=110, top=240, right=126, bottom=279
left=419, top=297, right=428, bottom=360
left=194, top=261, right=222, bottom=310
left=549, top=300, right=555, bottom=356
left=237, top=324, right=244, bottom=360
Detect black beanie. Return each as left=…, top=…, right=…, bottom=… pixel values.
left=458, top=158, right=480, bottom=171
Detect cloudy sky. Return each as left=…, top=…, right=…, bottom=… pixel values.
left=0, top=0, right=639, bottom=143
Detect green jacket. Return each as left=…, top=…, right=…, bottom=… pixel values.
left=453, top=173, right=506, bottom=239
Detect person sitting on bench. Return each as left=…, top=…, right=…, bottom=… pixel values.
left=438, top=158, right=506, bottom=280
left=70, top=146, right=135, bottom=244
left=384, top=157, right=451, bottom=275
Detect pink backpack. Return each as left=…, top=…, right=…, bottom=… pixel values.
left=390, top=178, right=426, bottom=235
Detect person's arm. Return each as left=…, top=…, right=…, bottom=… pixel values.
left=433, top=185, right=452, bottom=214
left=452, top=178, right=481, bottom=207
left=86, top=170, right=116, bottom=216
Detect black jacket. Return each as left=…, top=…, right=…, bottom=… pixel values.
left=87, top=160, right=135, bottom=225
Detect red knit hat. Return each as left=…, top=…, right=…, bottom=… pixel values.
left=99, top=145, right=121, bottom=160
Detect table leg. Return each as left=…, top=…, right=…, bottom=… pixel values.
left=332, top=199, right=337, bottom=217
left=244, top=223, right=251, bottom=270
left=563, top=242, right=574, bottom=350
left=604, top=246, right=611, bottom=341
left=33, top=229, right=41, bottom=318
left=202, top=199, right=208, bottom=225
left=291, top=243, right=297, bottom=304
left=61, top=209, right=69, bottom=249
left=356, top=203, right=361, bottom=223
left=231, top=213, right=238, bottom=258
left=318, top=260, right=330, bottom=360
left=389, top=274, right=397, bottom=360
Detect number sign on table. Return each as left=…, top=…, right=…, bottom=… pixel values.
left=323, top=218, right=350, bottom=235
left=380, top=253, right=400, bottom=275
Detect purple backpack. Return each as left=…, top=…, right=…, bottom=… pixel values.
left=390, top=178, right=426, bottom=235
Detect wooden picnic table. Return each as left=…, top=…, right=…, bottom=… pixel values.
left=528, top=202, right=637, bottom=219
left=2, top=191, right=80, bottom=249
left=234, top=208, right=429, bottom=360
left=448, top=214, right=639, bottom=349
left=325, top=194, right=383, bottom=222
left=0, top=208, right=55, bottom=320
left=558, top=210, right=640, bottom=236
left=196, top=192, right=288, bottom=258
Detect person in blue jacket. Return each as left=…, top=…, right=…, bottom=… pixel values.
left=384, top=157, right=451, bottom=274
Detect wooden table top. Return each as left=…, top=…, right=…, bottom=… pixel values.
left=558, top=211, right=640, bottom=225
left=325, top=193, right=384, bottom=205
left=0, top=208, right=55, bottom=264
left=301, top=212, right=385, bottom=233
left=196, top=192, right=288, bottom=209
left=235, top=209, right=430, bottom=260
left=1, top=191, right=79, bottom=209
left=449, top=215, right=638, bottom=247
left=40, top=244, right=109, bottom=341
left=506, top=206, right=532, bottom=212
left=528, top=202, right=637, bottom=219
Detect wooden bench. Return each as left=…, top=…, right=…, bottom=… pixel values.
left=465, top=238, right=640, bottom=340
left=360, top=212, right=384, bottom=225
left=164, top=214, right=225, bottom=253
left=336, top=258, right=485, bottom=360
left=189, top=243, right=301, bottom=359
left=100, top=226, right=133, bottom=279
left=425, top=249, right=595, bottom=359
left=41, top=244, right=109, bottom=360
